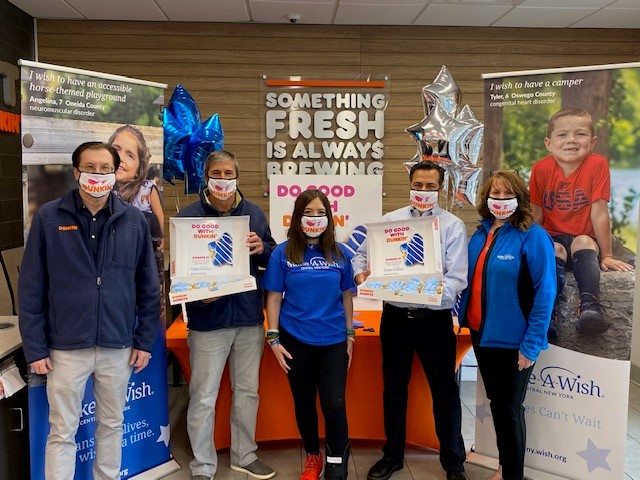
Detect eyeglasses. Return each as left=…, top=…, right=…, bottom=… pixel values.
left=78, top=166, right=116, bottom=174
left=490, top=169, right=519, bottom=177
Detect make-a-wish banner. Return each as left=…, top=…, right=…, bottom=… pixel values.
left=20, top=60, right=178, bottom=479
left=469, top=61, right=640, bottom=479
left=474, top=346, right=629, bottom=479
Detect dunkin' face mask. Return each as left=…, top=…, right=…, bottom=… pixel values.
left=410, top=190, right=439, bottom=212
left=207, top=178, right=237, bottom=200
left=301, top=216, right=329, bottom=238
left=78, top=172, right=116, bottom=198
left=487, top=197, right=518, bottom=220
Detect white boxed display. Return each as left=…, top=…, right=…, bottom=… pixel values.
left=169, top=216, right=256, bottom=305
left=356, top=216, right=443, bottom=305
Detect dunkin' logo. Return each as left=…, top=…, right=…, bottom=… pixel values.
left=82, top=180, right=112, bottom=193
left=303, top=223, right=325, bottom=234
left=213, top=184, right=235, bottom=198
left=58, top=225, right=79, bottom=231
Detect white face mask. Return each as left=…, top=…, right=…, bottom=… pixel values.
left=207, top=178, right=237, bottom=200
left=487, top=197, right=518, bottom=220
left=78, top=172, right=116, bottom=198
left=410, top=190, right=439, bottom=212
left=301, top=216, right=329, bottom=238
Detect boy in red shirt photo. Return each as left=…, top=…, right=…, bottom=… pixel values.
left=530, top=108, right=633, bottom=338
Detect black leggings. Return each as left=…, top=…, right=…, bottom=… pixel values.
left=472, top=332, right=534, bottom=480
left=280, top=328, right=349, bottom=454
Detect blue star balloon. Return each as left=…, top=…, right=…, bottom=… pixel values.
left=187, top=113, right=224, bottom=194
left=162, top=85, right=224, bottom=193
left=166, top=84, right=200, bottom=130
left=163, top=108, right=188, bottom=182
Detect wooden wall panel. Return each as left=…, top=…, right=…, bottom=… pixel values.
left=0, top=0, right=33, bottom=250
left=36, top=20, right=640, bottom=246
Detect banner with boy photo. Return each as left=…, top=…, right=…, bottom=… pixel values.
left=469, top=62, right=640, bottom=479
left=19, top=60, right=178, bottom=479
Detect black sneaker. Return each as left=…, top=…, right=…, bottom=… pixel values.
left=576, top=293, right=609, bottom=334
left=367, top=456, right=402, bottom=480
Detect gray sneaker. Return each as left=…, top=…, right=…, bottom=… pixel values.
left=230, top=459, right=276, bottom=479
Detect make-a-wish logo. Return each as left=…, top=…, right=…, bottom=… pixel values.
left=123, top=381, right=154, bottom=411
left=79, top=399, right=98, bottom=425
left=287, top=256, right=339, bottom=269
left=126, top=381, right=154, bottom=402
left=528, top=366, right=603, bottom=399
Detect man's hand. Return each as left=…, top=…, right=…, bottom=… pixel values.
left=354, top=269, right=371, bottom=286
left=130, top=349, right=152, bottom=374
left=246, top=232, right=264, bottom=255
left=601, top=256, right=634, bottom=272
left=31, top=357, right=53, bottom=375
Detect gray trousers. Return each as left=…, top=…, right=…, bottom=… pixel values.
left=45, top=347, right=132, bottom=480
left=187, top=325, right=264, bottom=477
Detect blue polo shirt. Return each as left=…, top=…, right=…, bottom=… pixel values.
left=263, top=242, right=355, bottom=346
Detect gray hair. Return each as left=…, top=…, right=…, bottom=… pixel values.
left=204, top=150, right=240, bottom=177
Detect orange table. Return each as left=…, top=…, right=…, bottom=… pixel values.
left=167, top=310, right=471, bottom=451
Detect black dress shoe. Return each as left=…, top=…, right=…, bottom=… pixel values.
left=367, top=456, right=403, bottom=480
left=446, top=471, right=468, bottom=480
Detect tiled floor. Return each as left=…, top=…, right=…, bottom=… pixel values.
left=164, top=380, right=640, bottom=479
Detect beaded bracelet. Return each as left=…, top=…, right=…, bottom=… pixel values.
left=346, top=328, right=355, bottom=341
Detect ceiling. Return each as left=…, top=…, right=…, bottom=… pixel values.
left=8, top=0, right=640, bottom=28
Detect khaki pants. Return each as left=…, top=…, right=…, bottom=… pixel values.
left=187, top=325, right=264, bottom=478
left=45, top=347, right=132, bottom=480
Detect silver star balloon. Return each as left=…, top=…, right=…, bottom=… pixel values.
left=403, top=161, right=418, bottom=174
left=405, top=101, right=468, bottom=164
left=421, top=65, right=461, bottom=117
left=449, top=123, right=484, bottom=166
left=453, top=104, right=484, bottom=165
left=451, top=162, right=482, bottom=208
left=456, top=104, right=478, bottom=123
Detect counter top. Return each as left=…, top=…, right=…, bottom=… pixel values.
left=0, top=316, right=22, bottom=359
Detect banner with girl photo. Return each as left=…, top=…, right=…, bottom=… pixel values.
left=469, top=62, right=640, bottom=479
left=19, top=60, right=177, bottom=479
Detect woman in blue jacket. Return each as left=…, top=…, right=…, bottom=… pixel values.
left=263, top=189, right=354, bottom=480
left=458, top=170, right=556, bottom=480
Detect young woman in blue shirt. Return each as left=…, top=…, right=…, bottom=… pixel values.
left=263, top=189, right=355, bottom=480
